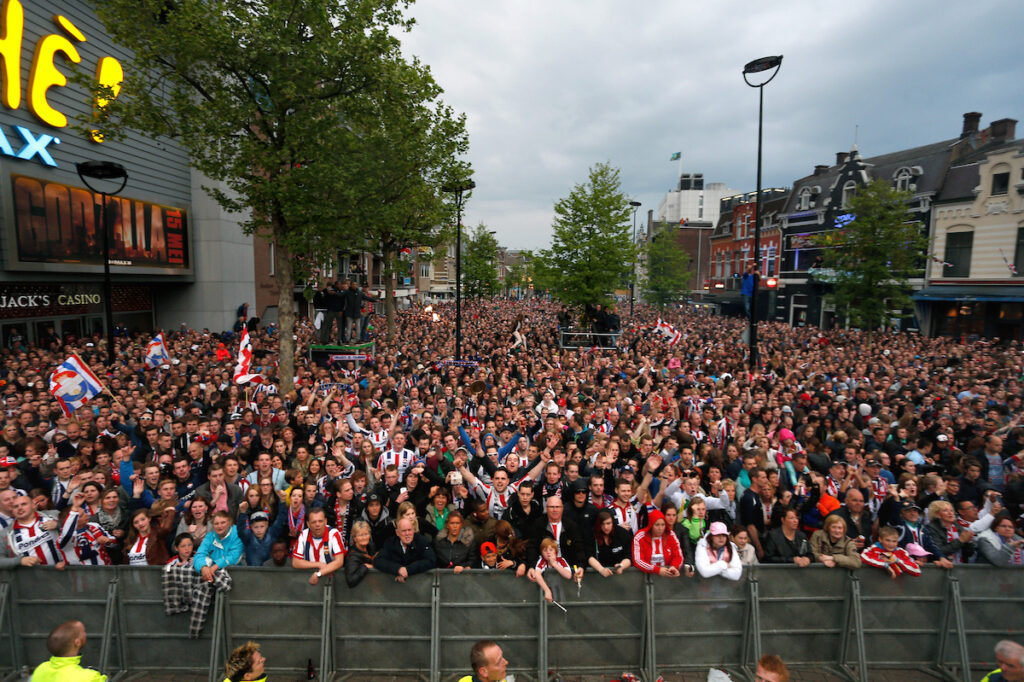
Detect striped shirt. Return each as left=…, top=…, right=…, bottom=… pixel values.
left=292, top=527, right=346, bottom=563
left=5, top=512, right=78, bottom=565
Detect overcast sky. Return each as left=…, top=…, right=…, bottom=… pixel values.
left=400, top=0, right=1023, bottom=250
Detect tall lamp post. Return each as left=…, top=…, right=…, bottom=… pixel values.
left=628, top=200, right=641, bottom=316
left=76, top=160, right=128, bottom=367
left=742, top=55, right=782, bottom=372
left=442, top=179, right=475, bottom=361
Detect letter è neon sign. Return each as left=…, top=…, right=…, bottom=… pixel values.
left=0, top=0, right=124, bottom=166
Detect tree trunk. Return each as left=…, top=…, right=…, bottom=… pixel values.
left=384, top=249, right=396, bottom=341
left=274, top=236, right=296, bottom=393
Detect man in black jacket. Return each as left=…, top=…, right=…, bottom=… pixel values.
left=374, top=517, right=436, bottom=582
left=763, top=507, right=812, bottom=566
left=501, top=484, right=543, bottom=541
left=563, top=479, right=598, bottom=540
left=525, top=496, right=584, bottom=568
left=317, top=282, right=344, bottom=345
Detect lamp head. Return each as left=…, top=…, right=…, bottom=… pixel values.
left=743, top=55, right=783, bottom=74
left=629, top=201, right=642, bottom=207
left=75, top=161, right=127, bottom=181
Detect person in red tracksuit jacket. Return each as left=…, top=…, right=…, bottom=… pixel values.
left=632, top=509, right=682, bottom=577
left=860, top=526, right=921, bottom=579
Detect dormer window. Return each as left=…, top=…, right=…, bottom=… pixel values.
left=798, top=187, right=812, bottom=210
left=895, top=167, right=913, bottom=192
left=841, top=181, right=857, bottom=209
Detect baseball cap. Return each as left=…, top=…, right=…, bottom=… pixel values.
left=936, top=434, right=949, bottom=442
left=480, top=541, right=497, bottom=557
left=900, top=500, right=921, bottom=512
left=249, top=511, right=270, bottom=524
left=865, top=460, right=882, bottom=468
left=365, top=492, right=382, bottom=505
left=708, top=521, right=729, bottom=536
left=0, top=456, right=17, bottom=468
left=905, top=542, right=930, bottom=557
left=781, top=405, right=793, bottom=414
left=620, top=465, right=635, bottom=474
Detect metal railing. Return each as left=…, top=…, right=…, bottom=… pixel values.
left=1, top=565, right=1020, bottom=682
left=558, top=329, right=621, bottom=350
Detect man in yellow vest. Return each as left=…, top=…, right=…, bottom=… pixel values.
left=223, top=641, right=268, bottom=682
left=30, top=620, right=105, bottom=681
left=981, top=640, right=1024, bottom=682
left=458, top=639, right=510, bottom=682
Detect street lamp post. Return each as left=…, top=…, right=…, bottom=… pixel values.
left=442, top=179, right=475, bottom=361
left=742, top=55, right=782, bottom=372
left=76, top=160, right=128, bottom=367
left=629, top=200, right=641, bottom=316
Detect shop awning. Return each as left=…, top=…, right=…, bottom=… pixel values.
left=912, top=285, right=1024, bottom=303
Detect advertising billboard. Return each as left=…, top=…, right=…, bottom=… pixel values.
left=10, top=174, right=190, bottom=274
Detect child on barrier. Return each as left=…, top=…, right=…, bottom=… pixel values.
left=860, top=526, right=921, bottom=578
left=528, top=537, right=574, bottom=603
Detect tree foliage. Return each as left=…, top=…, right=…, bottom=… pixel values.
left=641, top=225, right=693, bottom=308
left=462, top=223, right=499, bottom=299
left=81, top=0, right=461, bottom=384
left=534, top=163, right=636, bottom=308
left=810, top=179, right=926, bottom=332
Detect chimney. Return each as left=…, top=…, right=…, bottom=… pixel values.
left=961, top=112, right=982, bottom=139
left=836, top=151, right=849, bottom=165
left=989, top=118, right=1017, bottom=142
left=813, top=164, right=829, bottom=176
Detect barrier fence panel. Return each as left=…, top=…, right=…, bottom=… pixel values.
left=954, top=565, right=1024, bottom=678
left=755, top=566, right=849, bottom=670
left=333, top=569, right=434, bottom=678
left=225, top=569, right=326, bottom=679
left=437, top=570, right=540, bottom=682
left=116, top=566, right=209, bottom=678
left=651, top=570, right=748, bottom=675
left=0, top=572, right=12, bottom=674
left=547, top=570, right=646, bottom=678
left=6, top=566, right=118, bottom=677
left=857, top=566, right=949, bottom=670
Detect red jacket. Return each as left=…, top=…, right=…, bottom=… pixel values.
left=631, top=509, right=683, bottom=574
left=860, top=543, right=921, bottom=577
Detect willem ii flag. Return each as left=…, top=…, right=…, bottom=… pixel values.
left=144, top=332, right=170, bottom=369
left=49, top=354, right=106, bottom=417
left=233, top=327, right=264, bottom=385
left=654, top=318, right=682, bottom=346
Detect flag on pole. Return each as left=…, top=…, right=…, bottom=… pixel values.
left=144, top=332, right=170, bottom=369
left=999, top=247, right=1018, bottom=276
left=670, top=152, right=681, bottom=161
left=49, top=354, right=106, bottom=418
left=653, top=318, right=681, bottom=346
left=233, top=327, right=264, bottom=384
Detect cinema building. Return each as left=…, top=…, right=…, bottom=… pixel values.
left=0, top=1, right=255, bottom=347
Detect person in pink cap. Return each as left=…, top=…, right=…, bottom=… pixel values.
left=695, top=521, right=743, bottom=580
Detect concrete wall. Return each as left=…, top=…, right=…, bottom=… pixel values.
left=153, top=170, right=254, bottom=332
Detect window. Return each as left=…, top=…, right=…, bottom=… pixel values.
left=992, top=172, right=1010, bottom=196
left=1014, top=226, right=1024, bottom=277
left=943, top=231, right=973, bottom=278
left=268, top=242, right=275, bottom=276
left=763, top=245, right=777, bottom=276
left=798, top=188, right=812, bottom=210
left=419, top=263, right=430, bottom=279
left=895, top=168, right=912, bottom=192
left=841, top=181, right=857, bottom=209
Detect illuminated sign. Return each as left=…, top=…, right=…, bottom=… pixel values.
left=11, top=174, right=189, bottom=271
left=0, top=1, right=124, bottom=163
left=834, top=213, right=855, bottom=229
left=765, top=277, right=778, bottom=288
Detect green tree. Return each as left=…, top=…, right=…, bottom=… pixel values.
left=341, top=56, right=469, bottom=340
left=811, top=179, right=926, bottom=334
left=641, top=225, right=693, bottom=308
left=462, top=223, right=499, bottom=298
left=505, top=259, right=528, bottom=297
left=82, top=0, right=419, bottom=387
left=534, top=163, right=636, bottom=308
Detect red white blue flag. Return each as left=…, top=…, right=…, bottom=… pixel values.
left=49, top=354, right=106, bottom=417
left=654, top=318, right=682, bottom=346
left=144, top=332, right=170, bottom=369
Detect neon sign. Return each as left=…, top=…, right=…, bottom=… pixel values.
left=0, top=0, right=124, bottom=165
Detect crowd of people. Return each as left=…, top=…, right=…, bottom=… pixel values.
left=1, top=292, right=1022, bottom=613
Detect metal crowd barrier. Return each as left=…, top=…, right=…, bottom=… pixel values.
left=0, top=565, right=1021, bottom=681
left=558, top=329, right=620, bottom=350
